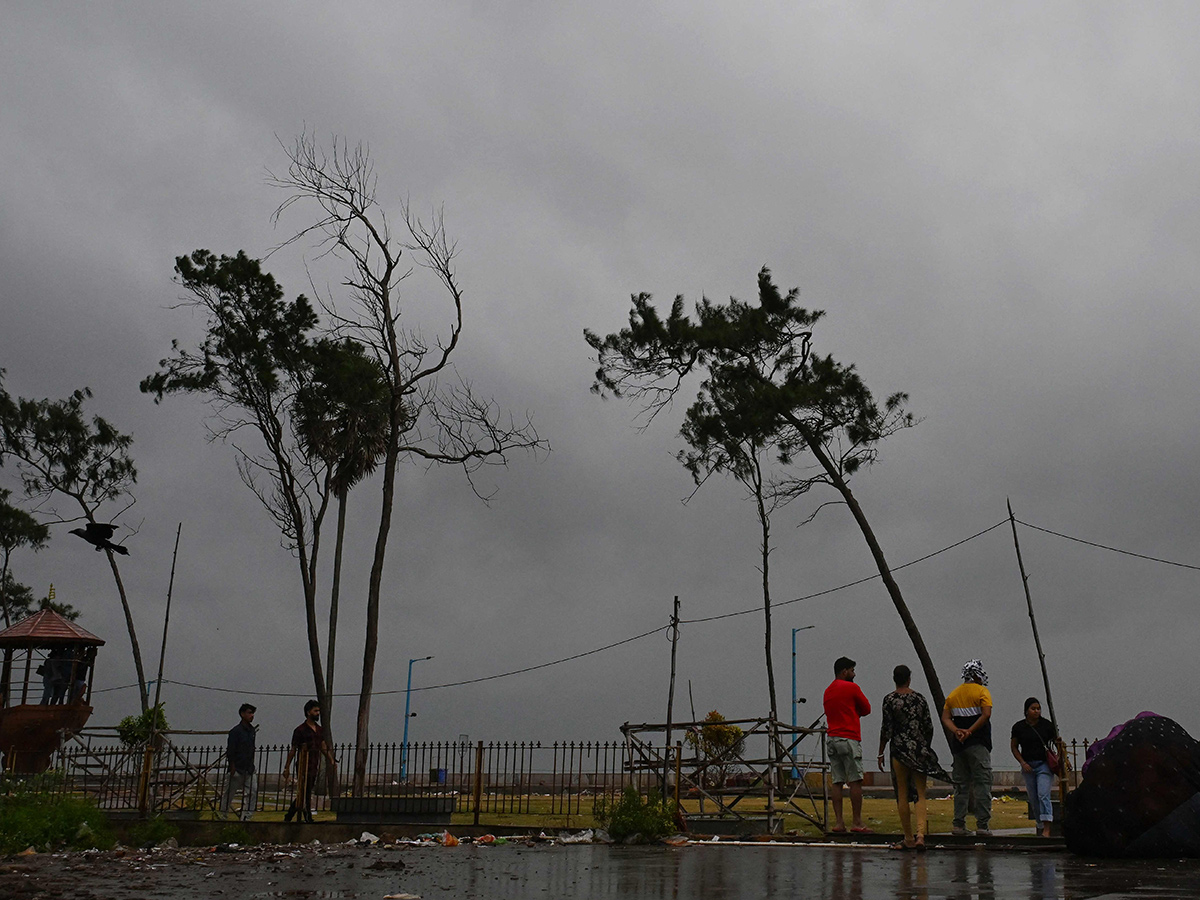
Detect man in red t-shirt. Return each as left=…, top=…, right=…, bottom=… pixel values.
left=822, top=656, right=872, bottom=832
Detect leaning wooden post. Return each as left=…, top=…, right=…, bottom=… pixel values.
left=1008, top=500, right=1068, bottom=803
left=472, top=740, right=484, bottom=826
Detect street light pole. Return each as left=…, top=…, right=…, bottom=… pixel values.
left=401, top=655, right=433, bottom=781
left=791, top=626, right=815, bottom=778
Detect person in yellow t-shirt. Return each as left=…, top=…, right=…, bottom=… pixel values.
left=940, top=659, right=993, bottom=836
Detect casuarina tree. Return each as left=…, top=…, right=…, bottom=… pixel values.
left=142, top=250, right=346, bottom=745
left=586, top=267, right=944, bottom=713
left=0, top=373, right=147, bottom=708
left=269, top=133, right=546, bottom=794
left=0, top=486, right=50, bottom=628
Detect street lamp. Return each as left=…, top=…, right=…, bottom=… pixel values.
left=791, top=626, right=816, bottom=778
left=401, top=655, right=433, bottom=780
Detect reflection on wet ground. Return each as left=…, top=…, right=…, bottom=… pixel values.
left=4, top=843, right=1200, bottom=899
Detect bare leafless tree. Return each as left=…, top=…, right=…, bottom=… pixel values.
left=269, top=133, right=546, bottom=794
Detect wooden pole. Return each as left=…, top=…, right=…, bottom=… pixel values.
left=142, top=523, right=181, bottom=818
left=1007, top=501, right=1060, bottom=731
left=663, top=596, right=680, bottom=797
left=152, top=524, right=183, bottom=715
left=1008, top=500, right=1068, bottom=805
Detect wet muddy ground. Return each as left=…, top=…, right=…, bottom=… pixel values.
left=2, top=841, right=1198, bottom=899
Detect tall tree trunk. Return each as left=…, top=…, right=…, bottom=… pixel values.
left=752, top=466, right=779, bottom=725
left=321, top=490, right=348, bottom=799
left=354, top=436, right=398, bottom=796
left=0, top=550, right=11, bottom=628
left=102, top=548, right=148, bottom=711
left=795, top=425, right=946, bottom=713
left=325, top=490, right=348, bottom=724
left=298, top=517, right=328, bottom=744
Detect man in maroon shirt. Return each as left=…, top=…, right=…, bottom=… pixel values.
left=822, top=656, right=872, bottom=833
left=282, top=700, right=339, bottom=823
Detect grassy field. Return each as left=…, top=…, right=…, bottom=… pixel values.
left=208, top=793, right=1039, bottom=835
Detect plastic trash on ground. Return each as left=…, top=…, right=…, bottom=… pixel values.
left=558, top=829, right=594, bottom=844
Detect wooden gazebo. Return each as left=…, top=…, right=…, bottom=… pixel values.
left=0, top=609, right=105, bottom=772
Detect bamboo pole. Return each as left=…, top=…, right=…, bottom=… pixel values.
left=1008, top=499, right=1069, bottom=810
left=1007, top=501, right=1059, bottom=731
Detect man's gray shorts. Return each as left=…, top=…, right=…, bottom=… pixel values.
left=828, top=737, right=864, bottom=784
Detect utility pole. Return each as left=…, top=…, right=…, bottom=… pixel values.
left=1008, top=499, right=1067, bottom=808
left=140, top=523, right=181, bottom=817
left=1007, top=501, right=1059, bottom=730
left=401, top=655, right=433, bottom=781
left=152, top=523, right=183, bottom=716
left=663, top=596, right=680, bottom=795
left=791, top=625, right=815, bottom=778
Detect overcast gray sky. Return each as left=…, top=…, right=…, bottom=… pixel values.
left=3, top=3, right=1200, bottom=759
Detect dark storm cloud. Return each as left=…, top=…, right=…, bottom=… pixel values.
left=3, top=2, right=1200, bottom=752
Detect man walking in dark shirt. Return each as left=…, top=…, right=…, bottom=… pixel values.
left=283, top=700, right=338, bottom=823
left=220, top=703, right=258, bottom=821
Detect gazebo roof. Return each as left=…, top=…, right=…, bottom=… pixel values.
left=0, top=609, right=105, bottom=648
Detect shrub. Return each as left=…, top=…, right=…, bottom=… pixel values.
left=595, top=787, right=677, bottom=842
left=117, top=704, right=169, bottom=746
left=0, top=790, right=113, bottom=854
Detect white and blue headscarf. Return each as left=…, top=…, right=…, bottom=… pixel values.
left=962, top=659, right=988, bottom=686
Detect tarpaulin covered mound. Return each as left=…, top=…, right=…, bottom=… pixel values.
left=1064, top=713, right=1200, bottom=857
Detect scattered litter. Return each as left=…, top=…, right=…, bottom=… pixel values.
left=382, top=894, right=421, bottom=899
left=660, top=834, right=688, bottom=846
left=359, top=831, right=380, bottom=844
left=440, top=831, right=459, bottom=847
left=558, top=829, right=593, bottom=844
left=476, top=834, right=496, bottom=845
left=593, top=829, right=613, bottom=844
left=18, top=847, right=36, bottom=856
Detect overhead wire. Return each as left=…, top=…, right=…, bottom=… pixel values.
left=150, top=623, right=671, bottom=698
left=81, top=516, right=1200, bottom=700
left=1014, top=518, right=1200, bottom=572
left=679, top=518, right=1011, bottom=625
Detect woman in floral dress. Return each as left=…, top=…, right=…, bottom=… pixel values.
left=877, top=664, right=951, bottom=850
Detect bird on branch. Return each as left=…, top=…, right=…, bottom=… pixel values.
left=68, top=523, right=130, bottom=556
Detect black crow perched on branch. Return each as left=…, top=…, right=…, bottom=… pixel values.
left=68, top=523, right=129, bottom=556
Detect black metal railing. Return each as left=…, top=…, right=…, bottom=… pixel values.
left=42, top=732, right=635, bottom=822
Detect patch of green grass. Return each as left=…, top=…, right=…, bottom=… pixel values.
left=0, top=793, right=114, bottom=854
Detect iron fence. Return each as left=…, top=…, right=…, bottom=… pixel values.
left=5, top=729, right=1101, bottom=825
left=41, top=731, right=636, bottom=822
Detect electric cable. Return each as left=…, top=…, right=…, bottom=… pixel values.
left=1014, top=518, right=1200, bottom=572
left=680, top=518, right=1010, bottom=625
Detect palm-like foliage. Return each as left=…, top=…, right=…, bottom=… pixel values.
left=293, top=338, right=392, bottom=722
left=294, top=339, right=392, bottom=499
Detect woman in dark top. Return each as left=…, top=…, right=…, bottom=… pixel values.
left=1010, top=697, right=1057, bottom=837
left=877, top=665, right=951, bottom=850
